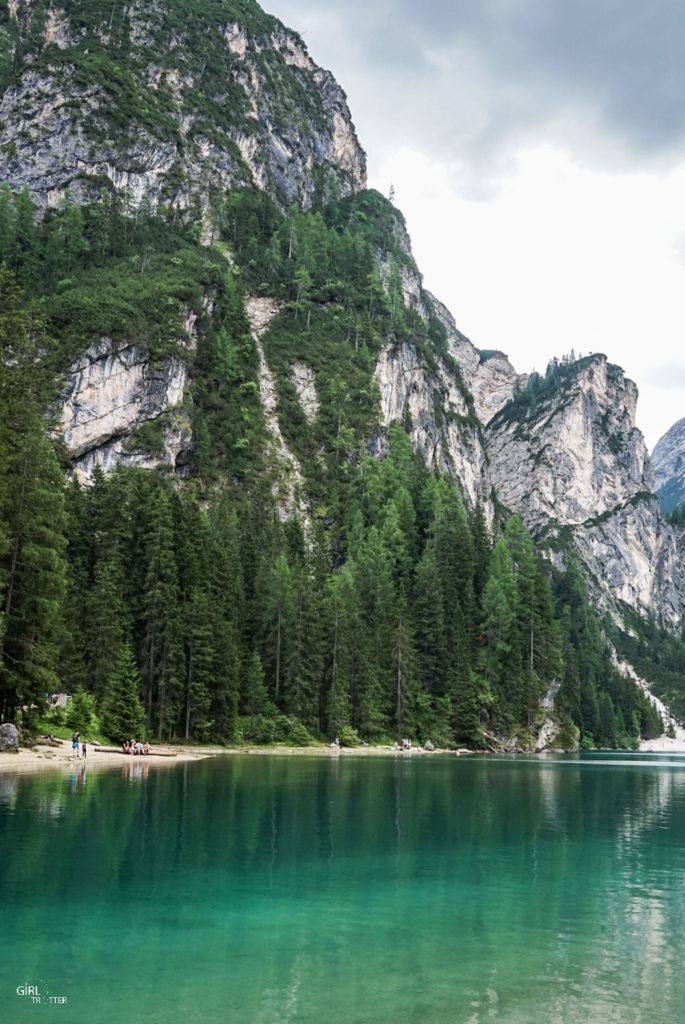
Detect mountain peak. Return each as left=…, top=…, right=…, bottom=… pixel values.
left=0, top=0, right=366, bottom=214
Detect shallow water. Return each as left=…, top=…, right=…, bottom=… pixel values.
left=2, top=752, right=685, bottom=1023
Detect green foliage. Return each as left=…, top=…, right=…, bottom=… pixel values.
left=494, top=353, right=600, bottom=431
left=0, top=269, right=67, bottom=724
left=0, top=176, right=668, bottom=752
left=339, top=725, right=361, bottom=747
left=609, top=607, right=685, bottom=727
left=65, top=689, right=97, bottom=735
left=100, top=643, right=146, bottom=743
left=659, top=479, right=685, bottom=517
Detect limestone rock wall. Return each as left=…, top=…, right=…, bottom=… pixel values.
left=0, top=4, right=366, bottom=215
left=60, top=340, right=192, bottom=482
left=374, top=340, right=490, bottom=512
left=485, top=355, right=685, bottom=625
left=487, top=356, right=649, bottom=528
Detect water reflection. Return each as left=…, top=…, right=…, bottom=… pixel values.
left=1, top=755, right=685, bottom=1023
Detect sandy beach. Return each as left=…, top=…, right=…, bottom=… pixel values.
left=0, top=739, right=473, bottom=773
left=0, top=737, right=223, bottom=773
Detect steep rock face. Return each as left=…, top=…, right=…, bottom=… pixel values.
left=487, top=356, right=649, bottom=528
left=0, top=0, right=366, bottom=214
left=246, top=296, right=309, bottom=525
left=486, top=355, right=685, bottom=625
left=375, top=340, right=490, bottom=511
left=571, top=496, right=685, bottom=625
left=60, top=339, right=192, bottom=482
left=652, top=417, right=685, bottom=514
left=371, top=218, right=492, bottom=513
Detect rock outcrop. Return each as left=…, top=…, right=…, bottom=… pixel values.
left=60, top=339, right=193, bottom=482
left=246, top=296, right=309, bottom=526
left=374, top=339, right=490, bottom=512
left=0, top=1, right=366, bottom=215
left=487, top=356, right=649, bottom=528
left=0, top=723, right=19, bottom=752
left=485, top=355, right=685, bottom=625
left=652, top=417, right=685, bottom=514
left=427, top=293, right=520, bottom=425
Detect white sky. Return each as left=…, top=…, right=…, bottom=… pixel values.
left=266, top=1, right=685, bottom=450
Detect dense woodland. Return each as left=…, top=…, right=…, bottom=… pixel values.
left=0, top=184, right=666, bottom=748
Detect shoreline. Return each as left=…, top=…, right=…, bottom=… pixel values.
left=3, top=736, right=684, bottom=775
left=0, top=738, right=223, bottom=774
left=0, top=739, right=472, bottom=773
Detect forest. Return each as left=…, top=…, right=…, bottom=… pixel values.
left=0, top=183, right=664, bottom=749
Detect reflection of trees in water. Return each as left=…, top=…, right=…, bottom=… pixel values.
left=3, top=757, right=685, bottom=1020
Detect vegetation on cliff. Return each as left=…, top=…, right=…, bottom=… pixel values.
left=0, top=183, right=664, bottom=748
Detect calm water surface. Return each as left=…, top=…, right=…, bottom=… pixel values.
left=2, top=752, right=685, bottom=1023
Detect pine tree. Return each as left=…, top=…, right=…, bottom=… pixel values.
left=65, top=689, right=97, bottom=735
left=141, top=488, right=183, bottom=739
left=260, top=552, right=296, bottom=704
left=101, top=644, right=146, bottom=743
left=482, top=539, right=516, bottom=721
left=0, top=271, right=66, bottom=722
left=413, top=541, right=447, bottom=696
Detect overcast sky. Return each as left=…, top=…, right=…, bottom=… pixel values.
left=265, top=0, right=685, bottom=449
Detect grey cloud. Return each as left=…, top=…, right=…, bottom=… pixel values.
left=266, top=0, right=685, bottom=181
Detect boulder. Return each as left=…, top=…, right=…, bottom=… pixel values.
left=424, top=739, right=435, bottom=751
left=0, top=723, right=19, bottom=752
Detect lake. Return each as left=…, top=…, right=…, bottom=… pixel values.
left=2, top=752, right=685, bottom=1023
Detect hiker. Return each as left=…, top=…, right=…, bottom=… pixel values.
left=81, top=740, right=87, bottom=759
left=72, top=732, right=80, bottom=757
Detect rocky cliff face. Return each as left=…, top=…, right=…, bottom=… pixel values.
left=374, top=339, right=490, bottom=511
left=487, top=356, right=649, bottom=528
left=652, top=417, right=685, bottom=514
left=372, top=217, right=495, bottom=513
left=485, top=355, right=685, bottom=625
left=0, top=0, right=366, bottom=215
left=60, top=337, right=193, bottom=482
left=6, top=0, right=682, bottom=639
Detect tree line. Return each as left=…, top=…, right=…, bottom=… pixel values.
left=0, top=187, right=664, bottom=748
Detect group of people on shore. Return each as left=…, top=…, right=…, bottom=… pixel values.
left=122, top=739, right=150, bottom=755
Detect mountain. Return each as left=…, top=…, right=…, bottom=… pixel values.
left=0, top=0, right=679, bottom=751
left=652, top=417, right=685, bottom=515
left=0, top=0, right=365, bottom=213
left=485, top=356, right=685, bottom=627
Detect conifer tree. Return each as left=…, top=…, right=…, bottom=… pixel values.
left=101, top=644, right=146, bottom=743
left=0, top=271, right=66, bottom=722
left=141, top=489, right=183, bottom=738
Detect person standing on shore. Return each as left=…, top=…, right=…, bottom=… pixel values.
left=81, top=740, right=87, bottom=759
left=72, top=732, right=80, bottom=757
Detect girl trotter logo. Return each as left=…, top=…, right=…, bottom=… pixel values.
left=16, top=980, right=68, bottom=1005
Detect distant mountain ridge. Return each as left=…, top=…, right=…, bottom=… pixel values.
left=652, top=417, right=685, bottom=515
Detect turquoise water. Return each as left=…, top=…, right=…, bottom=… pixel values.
left=2, top=752, right=685, bottom=1023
